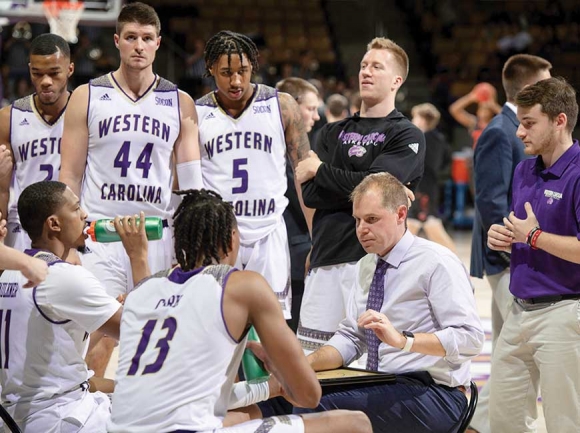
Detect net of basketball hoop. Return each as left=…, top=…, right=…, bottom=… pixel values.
left=43, top=0, right=84, bottom=44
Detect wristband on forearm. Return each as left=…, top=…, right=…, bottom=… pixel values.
left=526, top=226, right=541, bottom=250
left=176, top=160, right=204, bottom=190
left=228, top=380, right=270, bottom=410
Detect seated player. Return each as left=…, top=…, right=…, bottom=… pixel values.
left=108, top=189, right=372, bottom=433
left=0, top=181, right=149, bottom=432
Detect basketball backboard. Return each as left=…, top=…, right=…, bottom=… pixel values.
left=0, top=0, right=122, bottom=26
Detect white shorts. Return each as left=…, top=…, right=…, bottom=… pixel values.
left=297, top=262, right=358, bottom=353
left=4, top=222, right=31, bottom=251
left=236, top=219, right=291, bottom=319
left=209, top=414, right=304, bottom=433
left=13, top=389, right=110, bottom=433
left=80, top=225, right=173, bottom=298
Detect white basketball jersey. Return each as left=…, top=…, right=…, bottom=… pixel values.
left=82, top=73, right=180, bottom=220
left=109, top=265, right=246, bottom=433
left=8, top=95, right=64, bottom=224
left=0, top=250, right=119, bottom=420
left=197, top=85, right=288, bottom=243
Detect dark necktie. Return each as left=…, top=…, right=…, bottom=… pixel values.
left=365, top=258, right=388, bottom=371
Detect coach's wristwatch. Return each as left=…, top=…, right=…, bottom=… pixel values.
left=401, top=331, right=415, bottom=352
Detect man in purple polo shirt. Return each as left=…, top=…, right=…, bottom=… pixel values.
left=487, top=77, right=580, bottom=433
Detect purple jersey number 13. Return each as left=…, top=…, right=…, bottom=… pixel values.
left=127, top=316, right=177, bottom=376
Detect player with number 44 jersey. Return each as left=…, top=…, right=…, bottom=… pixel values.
left=60, top=2, right=203, bottom=379
left=60, top=2, right=203, bottom=298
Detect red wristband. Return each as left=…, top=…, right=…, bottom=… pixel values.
left=530, top=229, right=542, bottom=250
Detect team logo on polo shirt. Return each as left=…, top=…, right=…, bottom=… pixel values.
left=544, top=189, right=562, bottom=205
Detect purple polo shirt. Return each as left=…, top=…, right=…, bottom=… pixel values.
left=509, top=141, right=580, bottom=299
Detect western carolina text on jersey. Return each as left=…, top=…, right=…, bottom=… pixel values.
left=203, top=132, right=273, bottom=159
left=101, top=183, right=162, bottom=203
left=17, top=137, right=60, bottom=162
left=230, top=198, right=276, bottom=217
left=98, top=114, right=171, bottom=143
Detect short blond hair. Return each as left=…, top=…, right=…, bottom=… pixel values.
left=366, top=37, right=409, bottom=81
left=275, top=77, right=318, bottom=103
left=411, top=103, right=441, bottom=131
left=351, top=172, right=407, bottom=213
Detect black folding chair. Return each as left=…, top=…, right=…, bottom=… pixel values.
left=457, top=381, right=479, bottom=433
left=0, top=404, right=21, bottom=433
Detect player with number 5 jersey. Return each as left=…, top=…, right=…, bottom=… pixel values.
left=0, top=34, right=74, bottom=251
left=197, top=31, right=312, bottom=319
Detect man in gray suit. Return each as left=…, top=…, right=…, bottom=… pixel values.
left=468, top=54, right=551, bottom=433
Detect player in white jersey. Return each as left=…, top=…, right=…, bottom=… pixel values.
left=109, top=189, right=371, bottom=433
left=0, top=181, right=149, bottom=433
left=0, top=33, right=74, bottom=251
left=197, top=31, right=312, bottom=319
left=59, top=2, right=203, bottom=376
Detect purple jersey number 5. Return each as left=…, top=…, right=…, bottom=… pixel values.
left=127, top=317, right=177, bottom=376
left=232, top=158, right=248, bottom=194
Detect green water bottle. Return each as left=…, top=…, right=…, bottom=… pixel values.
left=241, top=326, right=270, bottom=383
left=85, top=217, right=163, bottom=243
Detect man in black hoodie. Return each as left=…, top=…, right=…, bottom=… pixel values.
left=295, top=37, right=425, bottom=353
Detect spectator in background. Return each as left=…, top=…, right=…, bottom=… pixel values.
left=349, top=91, right=362, bottom=115
left=72, top=33, right=99, bottom=87
left=2, top=22, right=31, bottom=100
left=311, top=93, right=349, bottom=145
left=408, top=103, right=455, bottom=252
left=449, top=82, right=502, bottom=149
left=325, top=94, right=349, bottom=123
left=183, top=37, right=213, bottom=99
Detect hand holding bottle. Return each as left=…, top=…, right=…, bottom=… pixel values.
left=113, top=212, right=149, bottom=261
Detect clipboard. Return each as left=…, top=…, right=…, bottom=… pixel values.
left=316, top=367, right=395, bottom=387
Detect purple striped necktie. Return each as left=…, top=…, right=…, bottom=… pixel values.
left=365, top=258, right=388, bottom=371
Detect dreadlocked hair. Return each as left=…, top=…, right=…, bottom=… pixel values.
left=173, top=189, right=236, bottom=271
left=203, top=30, right=259, bottom=77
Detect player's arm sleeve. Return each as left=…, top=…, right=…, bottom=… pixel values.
left=474, top=127, right=513, bottom=232
left=175, top=91, right=203, bottom=190
left=228, top=381, right=270, bottom=410
left=36, top=263, right=122, bottom=334
left=302, top=126, right=426, bottom=208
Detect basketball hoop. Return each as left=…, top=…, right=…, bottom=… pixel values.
left=43, top=0, right=85, bottom=44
